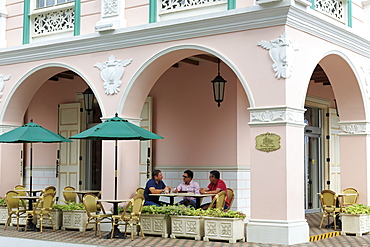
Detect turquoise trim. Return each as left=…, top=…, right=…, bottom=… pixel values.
left=23, top=0, right=31, bottom=44
left=227, top=0, right=236, bottom=10
left=149, top=0, right=157, bottom=23
left=74, top=0, right=81, bottom=35
left=347, top=0, right=352, bottom=27
left=310, top=0, right=315, bottom=10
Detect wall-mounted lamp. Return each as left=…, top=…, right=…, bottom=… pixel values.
left=211, top=58, right=227, bottom=107
left=83, top=87, right=94, bottom=115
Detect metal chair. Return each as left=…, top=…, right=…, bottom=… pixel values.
left=4, top=191, right=26, bottom=230
left=319, top=189, right=342, bottom=230
left=82, top=194, right=112, bottom=238
left=63, top=186, right=77, bottom=203
left=111, top=195, right=145, bottom=240
left=208, top=191, right=226, bottom=210
left=25, top=193, right=55, bottom=233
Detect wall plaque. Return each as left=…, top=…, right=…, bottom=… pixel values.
left=255, top=132, right=281, bottom=152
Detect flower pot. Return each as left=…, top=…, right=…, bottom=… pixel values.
left=170, top=215, right=204, bottom=240
left=341, top=214, right=370, bottom=236
left=203, top=217, right=245, bottom=243
left=140, top=214, right=170, bottom=238
left=36, top=209, right=62, bottom=230
left=61, top=210, right=94, bottom=232
left=0, top=207, right=8, bottom=224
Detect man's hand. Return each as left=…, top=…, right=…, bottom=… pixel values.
left=173, top=188, right=178, bottom=193
left=200, top=188, right=205, bottom=194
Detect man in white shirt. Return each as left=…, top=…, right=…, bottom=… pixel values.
left=173, top=170, right=200, bottom=207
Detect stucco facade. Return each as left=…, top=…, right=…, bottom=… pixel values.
left=0, top=0, right=369, bottom=245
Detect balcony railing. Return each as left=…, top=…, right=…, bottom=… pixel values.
left=312, top=0, right=348, bottom=24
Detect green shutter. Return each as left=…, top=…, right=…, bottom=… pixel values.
left=149, top=0, right=157, bottom=23
left=311, top=0, right=315, bottom=10
left=347, top=0, right=352, bottom=27
left=74, top=0, right=81, bottom=35
left=23, top=0, right=31, bottom=44
left=228, top=0, right=236, bottom=10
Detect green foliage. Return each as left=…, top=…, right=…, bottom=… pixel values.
left=0, top=197, right=6, bottom=207
left=141, top=205, right=246, bottom=219
left=52, top=201, right=85, bottom=211
left=344, top=204, right=370, bottom=215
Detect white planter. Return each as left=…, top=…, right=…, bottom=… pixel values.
left=341, top=214, right=370, bottom=236
left=203, top=217, right=245, bottom=243
left=61, top=210, right=94, bottom=232
left=11, top=215, right=27, bottom=226
left=170, top=215, right=204, bottom=241
left=140, top=214, right=170, bottom=238
left=0, top=207, right=8, bottom=224
left=36, top=209, right=62, bottom=230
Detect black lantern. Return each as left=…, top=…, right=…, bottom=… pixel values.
left=211, top=59, right=227, bottom=107
left=83, top=87, right=94, bottom=114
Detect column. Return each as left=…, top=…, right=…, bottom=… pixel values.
left=246, top=106, right=309, bottom=245
left=95, top=0, right=127, bottom=32
left=0, top=1, right=7, bottom=48
left=339, top=121, right=370, bottom=204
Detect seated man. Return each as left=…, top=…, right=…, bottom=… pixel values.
left=199, top=170, right=229, bottom=209
left=173, top=170, right=200, bottom=207
left=144, top=170, right=171, bottom=206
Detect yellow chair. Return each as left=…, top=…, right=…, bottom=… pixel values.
left=225, top=188, right=235, bottom=211
left=82, top=194, right=112, bottom=238
left=208, top=191, right=226, bottom=210
left=14, top=185, right=28, bottom=206
left=341, top=188, right=359, bottom=208
left=25, top=193, right=55, bottom=233
left=319, top=190, right=342, bottom=230
left=41, top=186, right=56, bottom=197
left=63, top=186, right=77, bottom=203
left=111, top=195, right=145, bottom=240
left=4, top=191, right=26, bottom=230
left=135, top=187, right=144, bottom=196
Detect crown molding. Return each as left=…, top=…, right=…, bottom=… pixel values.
left=339, top=121, right=370, bottom=135
left=248, top=106, right=306, bottom=127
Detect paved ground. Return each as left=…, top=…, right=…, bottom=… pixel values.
left=1, top=213, right=370, bottom=246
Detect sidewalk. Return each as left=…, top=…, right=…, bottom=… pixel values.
left=1, top=213, right=370, bottom=247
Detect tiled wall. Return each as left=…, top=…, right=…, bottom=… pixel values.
left=24, top=166, right=57, bottom=191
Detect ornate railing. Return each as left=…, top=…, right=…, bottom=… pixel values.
left=31, top=3, right=74, bottom=36
left=313, top=0, right=346, bottom=23
left=160, top=0, right=227, bottom=13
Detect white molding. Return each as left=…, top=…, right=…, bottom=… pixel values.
left=246, top=219, right=309, bottom=245
left=95, top=0, right=127, bottom=32
left=339, top=121, right=370, bottom=135
left=0, top=124, right=19, bottom=135
left=0, top=1, right=7, bottom=48
left=248, top=106, right=306, bottom=127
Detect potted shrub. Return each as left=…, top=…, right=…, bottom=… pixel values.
left=0, top=197, right=8, bottom=225
left=137, top=205, right=172, bottom=238
left=58, top=202, right=93, bottom=232
left=203, top=208, right=246, bottom=243
left=341, top=204, right=370, bottom=236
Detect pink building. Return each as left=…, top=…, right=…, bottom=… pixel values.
left=0, top=0, right=369, bottom=244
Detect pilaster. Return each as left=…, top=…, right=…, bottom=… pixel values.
left=95, top=0, right=127, bottom=32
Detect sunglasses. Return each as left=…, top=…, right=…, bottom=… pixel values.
left=183, top=175, right=189, bottom=178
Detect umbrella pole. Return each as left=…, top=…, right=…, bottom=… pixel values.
left=28, top=142, right=33, bottom=210
left=115, top=139, right=118, bottom=200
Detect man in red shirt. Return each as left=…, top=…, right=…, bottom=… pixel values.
left=200, top=170, right=229, bottom=209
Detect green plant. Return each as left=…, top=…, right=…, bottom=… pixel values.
left=343, top=204, right=370, bottom=215
left=0, top=197, right=6, bottom=207
left=52, top=201, right=85, bottom=211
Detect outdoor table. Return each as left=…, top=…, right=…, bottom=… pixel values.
left=149, top=193, right=212, bottom=208
left=64, top=190, right=101, bottom=202
left=13, top=195, right=40, bottom=232
left=14, top=189, right=43, bottom=196
left=98, top=199, right=130, bottom=239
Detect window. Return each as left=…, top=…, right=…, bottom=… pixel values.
left=37, top=0, right=74, bottom=8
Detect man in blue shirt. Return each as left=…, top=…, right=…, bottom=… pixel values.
left=144, top=170, right=171, bottom=206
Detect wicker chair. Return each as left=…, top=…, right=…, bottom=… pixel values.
left=341, top=188, right=359, bottom=208
left=111, top=195, right=145, bottom=240
left=208, top=191, right=226, bottom=210
left=135, top=187, right=144, bottom=196
left=63, top=186, right=77, bottom=203
left=25, top=193, right=55, bottom=233
left=225, top=188, right=235, bottom=211
left=4, top=191, right=26, bottom=230
left=319, top=190, right=342, bottom=230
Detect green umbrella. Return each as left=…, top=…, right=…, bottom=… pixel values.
left=70, top=113, right=163, bottom=200
left=0, top=119, right=72, bottom=195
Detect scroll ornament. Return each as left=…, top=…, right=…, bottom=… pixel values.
left=0, top=74, right=10, bottom=102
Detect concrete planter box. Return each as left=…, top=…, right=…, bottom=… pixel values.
left=341, top=214, right=370, bottom=236
left=11, top=214, right=27, bottom=226
left=61, top=210, right=94, bottom=232
left=203, top=217, right=245, bottom=243
left=140, top=214, right=170, bottom=238
left=0, top=207, right=8, bottom=224
left=170, top=215, right=204, bottom=240
left=36, top=209, right=62, bottom=230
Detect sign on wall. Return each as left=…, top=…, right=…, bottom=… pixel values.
left=255, top=132, right=281, bottom=152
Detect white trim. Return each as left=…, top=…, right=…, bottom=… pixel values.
left=246, top=219, right=309, bottom=245
left=0, top=124, right=20, bottom=134
left=0, top=62, right=105, bottom=123
left=248, top=106, right=306, bottom=127
left=339, top=121, right=370, bottom=135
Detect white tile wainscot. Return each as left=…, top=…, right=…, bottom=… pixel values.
left=36, top=209, right=62, bottom=230
left=170, top=215, right=204, bottom=240
left=141, top=214, right=171, bottom=238
left=61, top=210, right=93, bottom=232
left=203, top=217, right=245, bottom=243
left=341, top=214, right=370, bottom=236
